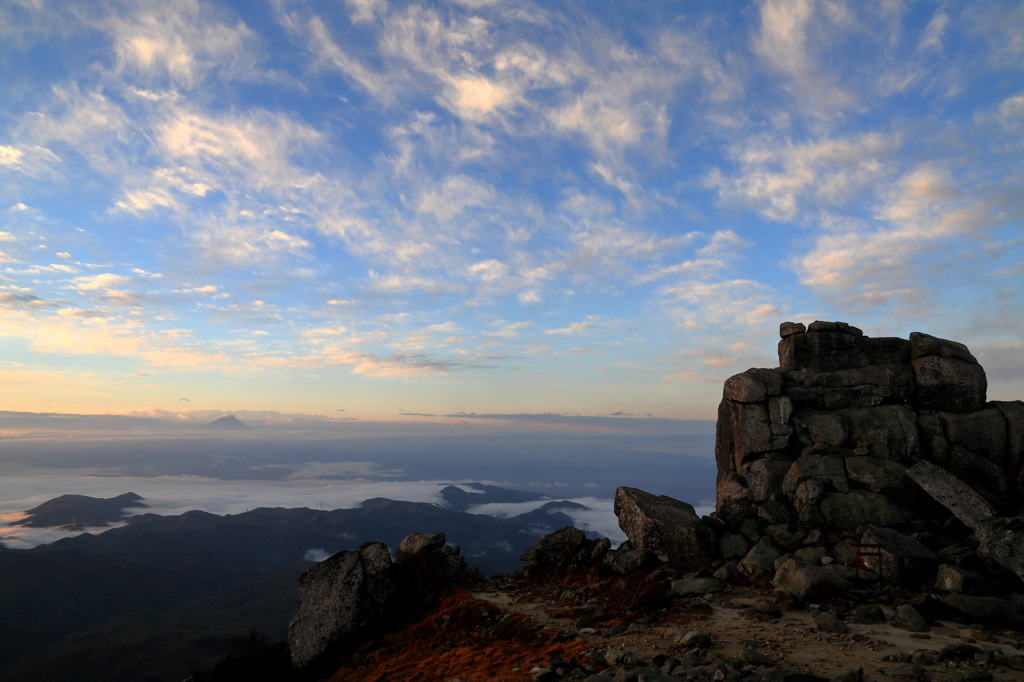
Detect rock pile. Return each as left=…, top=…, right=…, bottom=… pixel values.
left=709, top=321, right=1024, bottom=587
left=601, top=321, right=1024, bottom=643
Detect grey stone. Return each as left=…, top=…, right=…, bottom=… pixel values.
left=714, top=471, right=755, bottom=522
left=803, top=363, right=915, bottom=409
left=831, top=539, right=859, bottom=567
left=975, top=515, right=1024, bottom=584
left=993, top=401, right=1024, bottom=498
left=935, top=563, right=989, bottom=595
left=716, top=399, right=787, bottom=475
left=843, top=405, right=919, bottom=464
left=913, top=353, right=987, bottom=414
left=604, top=547, right=654, bottom=575
left=939, top=408, right=1008, bottom=466
left=808, top=321, right=864, bottom=336
left=844, top=456, right=913, bottom=497
left=910, top=331, right=978, bottom=364
left=396, top=531, right=446, bottom=560
left=671, top=578, right=724, bottom=596
left=831, top=667, right=864, bottom=682
left=849, top=604, right=886, bottom=624
left=813, top=610, right=849, bottom=633
left=860, top=527, right=938, bottom=588
left=713, top=560, right=739, bottom=581
left=941, top=594, right=1024, bottom=625
left=887, top=662, right=927, bottom=679
left=724, top=368, right=782, bottom=403
left=718, top=532, right=748, bottom=560
left=743, top=456, right=793, bottom=503
left=795, top=546, right=827, bottom=564
left=891, top=604, right=929, bottom=632
left=740, top=647, right=775, bottom=666
left=781, top=321, right=806, bottom=338
left=766, top=524, right=805, bottom=551
left=289, top=541, right=396, bottom=670
left=614, top=487, right=718, bottom=569
left=677, top=629, right=712, bottom=649
left=738, top=536, right=783, bottom=575
left=907, top=460, right=995, bottom=533
left=819, top=490, right=909, bottom=530
left=780, top=322, right=906, bottom=372
left=799, top=414, right=847, bottom=449
left=783, top=454, right=849, bottom=503
left=520, top=526, right=589, bottom=576
left=772, top=557, right=852, bottom=601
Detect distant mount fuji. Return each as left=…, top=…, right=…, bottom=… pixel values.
left=203, top=414, right=251, bottom=431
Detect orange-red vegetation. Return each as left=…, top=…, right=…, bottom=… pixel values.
left=326, top=588, right=588, bottom=682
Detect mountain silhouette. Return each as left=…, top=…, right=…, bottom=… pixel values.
left=12, top=492, right=145, bottom=529
left=203, top=414, right=251, bottom=431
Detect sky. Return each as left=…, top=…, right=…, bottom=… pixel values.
left=1, top=0, right=1023, bottom=422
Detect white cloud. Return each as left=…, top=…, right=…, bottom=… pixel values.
left=795, top=162, right=1024, bottom=310
left=0, top=143, right=61, bottom=178
left=192, top=223, right=312, bottom=266
left=708, top=132, right=896, bottom=221
left=917, top=10, right=949, bottom=53
left=75, top=272, right=132, bottom=292
left=416, top=174, right=495, bottom=221
left=345, top=0, right=386, bottom=25
left=107, top=0, right=260, bottom=89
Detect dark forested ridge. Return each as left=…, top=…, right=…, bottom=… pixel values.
left=0, top=486, right=585, bottom=681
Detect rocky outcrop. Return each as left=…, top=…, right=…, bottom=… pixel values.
left=288, top=532, right=466, bottom=671
left=716, top=321, right=1024, bottom=539
left=705, top=320, right=1024, bottom=596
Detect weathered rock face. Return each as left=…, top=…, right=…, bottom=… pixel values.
left=614, top=486, right=718, bottom=570
left=716, top=321, right=1023, bottom=530
left=288, top=541, right=396, bottom=671
left=289, top=532, right=466, bottom=671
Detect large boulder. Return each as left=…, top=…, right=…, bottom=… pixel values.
left=614, top=487, right=718, bottom=569
left=289, top=532, right=468, bottom=671
left=288, top=541, right=397, bottom=670
left=520, top=526, right=609, bottom=577
left=395, top=531, right=467, bottom=587
left=772, top=557, right=852, bottom=601
left=910, top=332, right=987, bottom=413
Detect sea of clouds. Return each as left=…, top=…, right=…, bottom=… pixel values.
left=0, top=413, right=717, bottom=550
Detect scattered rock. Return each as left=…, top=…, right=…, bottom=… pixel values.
left=813, top=610, right=849, bottom=633
left=891, top=604, right=929, bottom=633
left=738, top=536, right=783, bottom=575
left=670, top=577, right=724, bottom=596
left=848, top=604, right=886, bottom=624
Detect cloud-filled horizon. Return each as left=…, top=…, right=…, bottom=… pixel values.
left=0, top=415, right=717, bottom=549
left=1, top=1, right=1021, bottom=420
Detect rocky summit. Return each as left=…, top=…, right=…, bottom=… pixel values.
left=713, top=321, right=1024, bottom=585
left=282, top=321, right=1024, bottom=682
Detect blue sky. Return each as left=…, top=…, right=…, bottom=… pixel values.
left=1, top=0, right=1022, bottom=421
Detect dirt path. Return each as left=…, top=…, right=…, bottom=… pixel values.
left=470, top=585, right=1024, bottom=680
